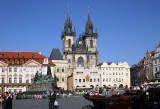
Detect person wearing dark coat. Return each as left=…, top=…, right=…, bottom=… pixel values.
left=4, top=92, right=12, bottom=109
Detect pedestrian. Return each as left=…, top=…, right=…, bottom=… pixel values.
left=0, top=95, right=6, bottom=109
left=4, top=92, right=12, bottom=109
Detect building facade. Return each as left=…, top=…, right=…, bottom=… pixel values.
left=153, top=44, right=160, bottom=80
left=130, top=61, right=145, bottom=86
left=144, top=50, right=155, bottom=81
left=0, top=52, right=55, bottom=94
left=50, top=12, right=100, bottom=90
left=100, top=62, right=130, bottom=88
left=50, top=48, right=69, bottom=90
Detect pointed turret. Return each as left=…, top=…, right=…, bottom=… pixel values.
left=83, top=14, right=98, bottom=39
left=61, top=12, right=76, bottom=39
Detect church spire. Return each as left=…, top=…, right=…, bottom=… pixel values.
left=61, top=12, right=76, bottom=39
left=85, top=14, right=94, bottom=35
left=83, top=13, right=98, bottom=39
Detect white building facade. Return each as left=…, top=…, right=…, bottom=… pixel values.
left=153, top=44, right=160, bottom=80
left=100, top=62, right=130, bottom=88
left=73, top=66, right=101, bottom=89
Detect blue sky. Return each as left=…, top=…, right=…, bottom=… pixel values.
left=0, top=0, right=160, bottom=66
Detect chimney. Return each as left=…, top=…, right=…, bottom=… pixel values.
left=39, top=52, right=41, bottom=54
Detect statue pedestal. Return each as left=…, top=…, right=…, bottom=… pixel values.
left=29, top=83, right=54, bottom=91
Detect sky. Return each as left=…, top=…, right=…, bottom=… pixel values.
left=0, top=0, right=160, bottom=66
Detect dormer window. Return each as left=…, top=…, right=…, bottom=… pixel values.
left=16, top=54, right=19, bottom=57
left=44, top=58, right=48, bottom=64
left=0, top=54, right=3, bottom=56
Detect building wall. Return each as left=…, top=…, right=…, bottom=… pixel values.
left=52, top=60, right=68, bottom=90
left=144, top=50, right=154, bottom=81
left=73, top=66, right=101, bottom=89
left=153, top=44, right=160, bottom=80
left=0, top=52, right=55, bottom=94
left=100, top=62, right=130, bottom=88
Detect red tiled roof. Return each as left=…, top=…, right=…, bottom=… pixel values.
left=0, top=52, right=55, bottom=65
left=137, top=58, right=144, bottom=65
left=137, top=50, right=155, bottom=65
left=150, top=50, right=155, bottom=56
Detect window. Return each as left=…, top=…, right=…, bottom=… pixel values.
left=79, top=79, right=81, bottom=82
left=14, top=68, right=17, bottom=72
left=42, top=68, right=45, bottom=72
left=14, top=78, right=17, bottom=83
left=2, top=68, right=5, bottom=72
left=62, top=78, right=64, bottom=82
left=119, top=72, right=120, bottom=75
left=122, top=78, right=123, bottom=81
left=90, top=79, right=92, bottom=82
left=68, top=39, right=71, bottom=47
left=90, top=40, right=93, bottom=48
left=116, top=72, right=117, bottom=75
left=122, top=72, right=123, bottom=75
left=109, top=72, right=111, bottom=75
left=113, top=79, right=115, bottom=81
left=26, top=79, right=29, bottom=83
left=106, top=78, right=108, bottom=82
left=155, top=60, right=157, bottom=64
left=62, top=68, right=64, bottom=72
left=103, top=72, right=105, bottom=75
left=97, top=78, right=99, bottom=82
left=2, top=78, right=4, bottom=83
left=31, top=67, right=34, bottom=72
left=83, top=79, right=85, bottom=82
left=113, top=68, right=114, bottom=70
left=36, top=67, right=39, bottom=72
left=19, top=78, right=22, bottom=83
left=116, top=78, right=118, bottom=81
left=109, top=78, right=111, bottom=82
left=94, top=78, right=96, bottom=82
left=57, top=68, right=59, bottom=72
left=106, top=72, right=108, bottom=75
left=78, top=57, right=84, bottom=67
left=26, top=68, right=29, bottom=72
left=119, top=78, right=121, bottom=81
left=9, top=68, right=12, bottom=72
left=126, top=73, right=128, bottom=76
left=103, top=78, right=105, bottom=82
left=9, top=78, right=12, bottom=83
left=19, top=68, right=22, bottom=72
left=113, top=72, right=115, bottom=75
left=155, top=67, right=157, bottom=72
left=75, top=79, right=77, bottom=83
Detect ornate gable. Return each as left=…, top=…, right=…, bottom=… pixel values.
left=23, top=60, right=42, bottom=67
left=0, top=60, right=8, bottom=67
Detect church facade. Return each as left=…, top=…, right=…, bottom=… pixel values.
left=51, top=12, right=101, bottom=90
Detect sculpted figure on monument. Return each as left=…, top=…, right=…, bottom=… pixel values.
left=31, top=71, right=54, bottom=84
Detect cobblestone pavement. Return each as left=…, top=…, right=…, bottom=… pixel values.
left=13, top=96, right=93, bottom=109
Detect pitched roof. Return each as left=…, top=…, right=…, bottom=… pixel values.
left=0, top=52, right=54, bottom=65
left=137, top=58, right=144, bottom=65
left=50, top=48, right=63, bottom=60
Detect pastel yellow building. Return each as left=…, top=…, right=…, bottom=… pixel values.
left=100, top=62, right=130, bottom=88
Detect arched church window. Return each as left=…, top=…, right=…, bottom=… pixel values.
left=68, top=39, right=71, bottom=47
left=90, top=40, right=93, bottom=48
left=78, top=57, right=84, bottom=67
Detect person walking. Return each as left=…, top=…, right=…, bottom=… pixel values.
left=4, top=92, right=12, bottom=109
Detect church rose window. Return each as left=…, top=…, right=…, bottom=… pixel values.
left=78, top=57, right=84, bottom=67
